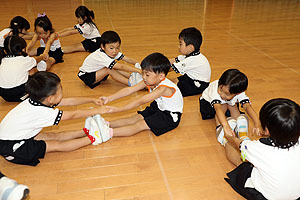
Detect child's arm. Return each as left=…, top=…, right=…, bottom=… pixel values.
left=33, top=54, right=47, bottom=63
left=58, top=27, right=78, bottom=37
left=61, top=106, right=108, bottom=121
left=43, top=32, right=57, bottom=56
left=22, top=32, right=34, bottom=40
left=58, top=97, right=103, bottom=107
left=243, top=103, right=263, bottom=135
left=169, top=58, right=175, bottom=64
left=225, top=131, right=243, bottom=149
left=26, top=33, right=38, bottom=52
left=107, top=86, right=172, bottom=113
left=113, top=63, right=141, bottom=74
left=214, top=104, right=236, bottom=136
left=101, top=81, right=146, bottom=104
left=121, top=56, right=139, bottom=65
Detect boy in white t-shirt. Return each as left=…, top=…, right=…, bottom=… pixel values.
left=170, top=27, right=211, bottom=97
left=0, top=71, right=110, bottom=166
left=78, top=31, right=142, bottom=89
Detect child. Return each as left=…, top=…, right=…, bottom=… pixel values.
left=78, top=30, right=142, bottom=89
left=223, top=98, right=300, bottom=200
left=169, top=27, right=211, bottom=97
left=101, top=52, right=183, bottom=138
left=200, top=69, right=262, bottom=142
left=0, top=36, right=46, bottom=102
left=0, top=16, right=33, bottom=48
left=0, top=171, right=29, bottom=200
left=0, top=71, right=111, bottom=166
left=58, top=6, right=101, bottom=53
left=26, top=13, right=63, bottom=71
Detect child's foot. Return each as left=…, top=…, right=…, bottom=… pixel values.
left=83, top=116, right=93, bottom=135
left=88, top=118, right=103, bottom=145
left=216, top=118, right=237, bottom=146
left=93, top=114, right=112, bottom=142
left=135, top=63, right=141, bottom=69
left=0, top=176, right=30, bottom=200
left=37, top=60, right=47, bottom=71
left=236, top=114, right=250, bottom=141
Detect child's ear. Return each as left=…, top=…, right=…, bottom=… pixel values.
left=100, top=43, right=104, bottom=49
left=264, top=128, right=270, bottom=136
left=187, top=44, right=195, bottom=52
left=46, top=95, right=55, bottom=105
left=159, top=73, right=166, bottom=81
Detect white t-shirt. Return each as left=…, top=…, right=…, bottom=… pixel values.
left=172, top=52, right=211, bottom=82
left=79, top=49, right=124, bottom=73
left=40, top=35, right=61, bottom=51
left=148, top=78, right=183, bottom=113
left=0, top=98, right=62, bottom=140
left=0, top=56, right=36, bottom=88
left=74, top=23, right=101, bottom=39
left=201, top=80, right=250, bottom=107
left=0, top=28, right=11, bottom=47
left=240, top=138, right=300, bottom=200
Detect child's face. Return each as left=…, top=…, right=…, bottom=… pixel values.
left=101, top=42, right=120, bottom=58
left=36, top=26, right=50, bottom=39
left=18, top=28, right=28, bottom=37
left=50, top=84, right=63, bottom=106
left=218, top=85, right=237, bottom=101
left=142, top=70, right=164, bottom=86
left=77, top=17, right=84, bottom=24
left=178, top=38, right=194, bottom=55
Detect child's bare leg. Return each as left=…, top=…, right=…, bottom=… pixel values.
left=28, top=48, right=37, bottom=56
left=224, top=142, right=243, bottom=166
left=35, top=130, right=85, bottom=141
left=113, top=119, right=149, bottom=137
left=45, top=137, right=91, bottom=152
left=109, top=114, right=143, bottom=128
left=116, top=70, right=130, bottom=78
left=46, top=57, right=56, bottom=71
left=95, top=68, right=128, bottom=85
left=62, top=43, right=85, bottom=54
left=228, top=104, right=241, bottom=120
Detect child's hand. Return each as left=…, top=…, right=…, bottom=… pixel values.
left=253, top=123, right=264, bottom=136
left=93, top=97, right=104, bottom=106
left=224, top=125, right=235, bottom=137
left=96, top=106, right=110, bottom=114
left=41, top=53, right=49, bottom=61
left=106, top=106, right=120, bottom=113
left=100, top=96, right=109, bottom=105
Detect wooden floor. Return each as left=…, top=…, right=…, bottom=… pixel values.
left=1, top=0, right=300, bottom=199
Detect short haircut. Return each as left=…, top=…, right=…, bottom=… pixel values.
left=179, top=27, right=202, bottom=52
left=141, top=53, right=171, bottom=75
left=259, top=98, right=300, bottom=147
left=218, top=69, right=248, bottom=94
left=25, top=71, right=61, bottom=102
left=100, top=31, right=121, bottom=46
left=34, top=15, right=54, bottom=33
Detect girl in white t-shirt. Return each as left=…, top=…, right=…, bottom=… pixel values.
left=78, top=31, right=142, bottom=89
left=58, top=6, right=101, bottom=53
left=224, top=98, right=300, bottom=200
left=0, top=36, right=45, bottom=102
left=26, top=14, right=63, bottom=71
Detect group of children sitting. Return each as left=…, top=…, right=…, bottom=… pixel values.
left=0, top=5, right=299, bottom=200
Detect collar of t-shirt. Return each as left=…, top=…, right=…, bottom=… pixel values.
left=29, top=98, right=58, bottom=108
left=259, top=137, right=297, bottom=149
left=185, top=51, right=200, bottom=58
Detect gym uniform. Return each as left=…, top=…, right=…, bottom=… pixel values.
left=172, top=51, right=211, bottom=97
left=138, top=78, right=183, bottom=136
left=0, top=28, right=11, bottom=48
left=74, top=23, right=101, bottom=52
left=225, top=138, right=300, bottom=200
left=37, top=34, right=63, bottom=63
left=0, top=98, right=62, bottom=166
left=78, top=49, right=124, bottom=88
left=0, top=55, right=36, bottom=102
left=199, top=80, right=250, bottom=120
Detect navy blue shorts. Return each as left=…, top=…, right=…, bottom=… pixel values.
left=81, top=37, right=101, bottom=52
left=77, top=71, right=109, bottom=89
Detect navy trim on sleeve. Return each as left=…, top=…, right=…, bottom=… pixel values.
left=211, top=99, right=222, bottom=107
left=171, top=64, right=180, bottom=74
left=240, top=99, right=250, bottom=107
left=116, top=54, right=124, bottom=61
left=54, top=110, right=63, bottom=125
left=74, top=25, right=83, bottom=34
left=175, top=57, right=180, bottom=63
left=108, top=60, right=117, bottom=69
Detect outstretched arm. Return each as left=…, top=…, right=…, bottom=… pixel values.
left=58, top=97, right=103, bottom=107
left=122, top=55, right=139, bottom=65
left=214, top=104, right=236, bottom=137
left=58, top=27, right=78, bottom=37
left=243, top=102, right=263, bottom=135
left=26, top=33, right=38, bottom=52
left=43, top=32, right=57, bottom=55
left=61, top=106, right=108, bottom=121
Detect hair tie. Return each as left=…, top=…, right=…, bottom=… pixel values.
left=37, top=12, right=46, bottom=17
left=13, top=22, right=18, bottom=26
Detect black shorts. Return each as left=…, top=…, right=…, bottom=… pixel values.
left=177, top=74, right=209, bottom=97
left=225, top=162, right=267, bottom=200
left=0, top=138, right=46, bottom=166
left=77, top=71, right=109, bottom=89
left=81, top=37, right=101, bottom=53
left=138, top=101, right=182, bottom=136
left=0, top=83, right=28, bottom=102
left=37, top=47, right=64, bottom=63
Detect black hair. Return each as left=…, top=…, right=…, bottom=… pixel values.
left=0, top=36, right=27, bottom=62
left=34, top=15, right=54, bottom=33
left=100, top=31, right=121, bottom=47
left=218, top=69, right=248, bottom=94
left=10, top=16, right=30, bottom=36
left=179, top=27, right=202, bottom=52
left=75, top=6, right=98, bottom=29
left=141, top=53, right=171, bottom=75
left=25, top=71, right=61, bottom=102
left=259, top=98, right=300, bottom=147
